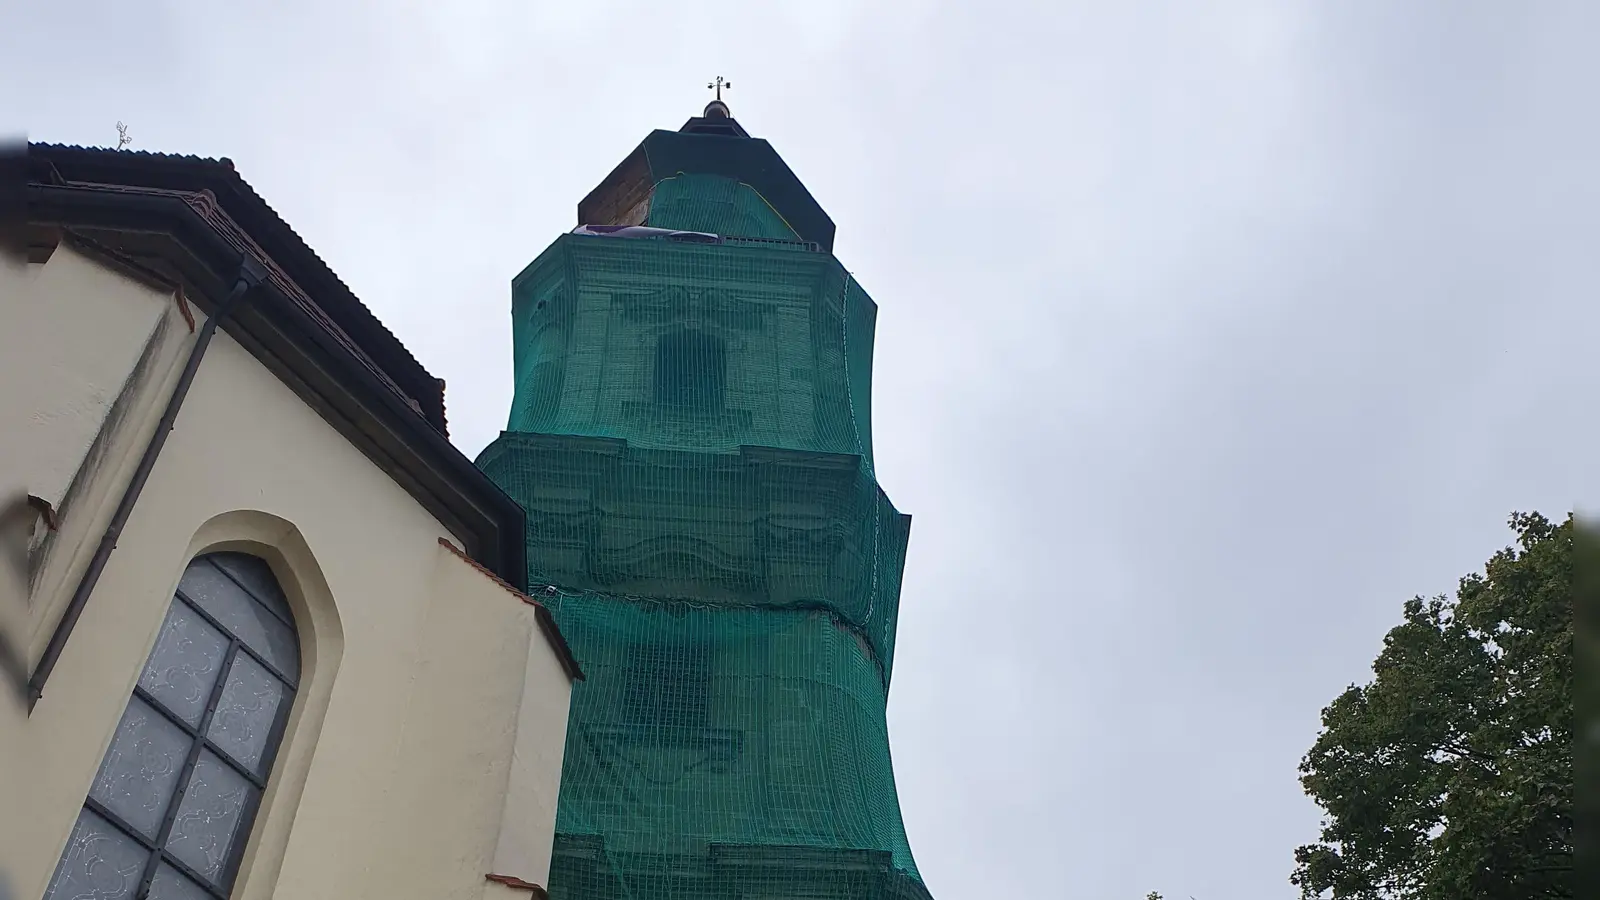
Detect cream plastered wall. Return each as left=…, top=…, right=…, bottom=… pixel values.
left=0, top=246, right=179, bottom=516
left=0, top=248, right=571, bottom=900
left=0, top=246, right=193, bottom=708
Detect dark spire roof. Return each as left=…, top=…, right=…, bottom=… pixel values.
left=577, top=99, right=836, bottom=251
left=679, top=100, right=749, bottom=138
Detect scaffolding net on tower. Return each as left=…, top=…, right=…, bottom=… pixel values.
left=478, top=170, right=931, bottom=900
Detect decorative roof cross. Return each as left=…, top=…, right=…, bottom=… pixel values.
left=706, top=76, right=732, bottom=102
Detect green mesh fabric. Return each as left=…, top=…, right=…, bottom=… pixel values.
left=529, top=593, right=928, bottom=899
left=477, top=433, right=909, bottom=685
left=504, top=234, right=878, bottom=473
left=644, top=173, right=803, bottom=241
left=478, top=173, right=931, bottom=900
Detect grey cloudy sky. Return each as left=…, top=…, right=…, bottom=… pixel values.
left=6, top=2, right=1595, bottom=897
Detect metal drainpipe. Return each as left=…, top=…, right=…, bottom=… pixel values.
left=26, top=254, right=269, bottom=713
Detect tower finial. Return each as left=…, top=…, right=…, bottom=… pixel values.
left=704, top=76, right=734, bottom=118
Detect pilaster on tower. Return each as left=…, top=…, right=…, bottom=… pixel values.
left=475, top=99, right=933, bottom=900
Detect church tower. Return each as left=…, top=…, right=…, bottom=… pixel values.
left=477, top=97, right=932, bottom=900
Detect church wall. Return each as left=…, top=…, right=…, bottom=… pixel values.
left=0, top=244, right=183, bottom=518
left=487, top=578, right=574, bottom=892
left=1, top=252, right=571, bottom=900
left=0, top=244, right=196, bottom=681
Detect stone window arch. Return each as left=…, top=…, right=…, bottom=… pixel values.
left=43, top=551, right=300, bottom=899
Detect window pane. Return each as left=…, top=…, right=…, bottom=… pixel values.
left=147, top=863, right=213, bottom=900
left=207, top=652, right=286, bottom=774
left=165, top=751, right=256, bottom=885
left=177, top=561, right=298, bottom=679
left=42, top=809, right=149, bottom=900
left=207, top=552, right=294, bottom=625
left=138, top=600, right=229, bottom=727
left=88, top=697, right=192, bottom=838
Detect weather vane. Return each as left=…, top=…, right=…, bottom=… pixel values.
left=706, top=76, right=732, bottom=102
left=115, top=121, right=131, bottom=150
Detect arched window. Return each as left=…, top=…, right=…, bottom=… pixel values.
left=44, top=552, right=300, bottom=900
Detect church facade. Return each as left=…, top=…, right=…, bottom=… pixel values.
left=1, top=101, right=932, bottom=900
left=2, top=145, right=580, bottom=900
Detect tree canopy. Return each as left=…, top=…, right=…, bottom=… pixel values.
left=1292, top=512, right=1572, bottom=898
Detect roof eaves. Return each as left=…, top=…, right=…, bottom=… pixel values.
left=27, top=143, right=449, bottom=435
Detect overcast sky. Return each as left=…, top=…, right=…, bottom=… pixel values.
left=6, top=2, right=1595, bottom=897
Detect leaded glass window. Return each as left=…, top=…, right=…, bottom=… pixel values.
left=44, top=552, right=300, bottom=900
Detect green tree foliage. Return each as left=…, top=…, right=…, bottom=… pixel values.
left=1292, top=512, right=1573, bottom=898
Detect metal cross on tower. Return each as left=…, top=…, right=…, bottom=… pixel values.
left=706, top=76, right=732, bottom=102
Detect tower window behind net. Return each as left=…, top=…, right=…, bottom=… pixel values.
left=653, top=330, right=726, bottom=412
left=618, top=643, right=712, bottom=732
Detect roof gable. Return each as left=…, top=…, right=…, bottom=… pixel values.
left=26, top=144, right=449, bottom=434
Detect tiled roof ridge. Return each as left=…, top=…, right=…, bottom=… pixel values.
left=47, top=178, right=423, bottom=419
left=28, top=142, right=449, bottom=434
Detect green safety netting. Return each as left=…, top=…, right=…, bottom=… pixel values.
left=533, top=593, right=928, bottom=899
left=644, top=173, right=804, bottom=242
left=478, top=172, right=931, bottom=900
left=503, top=231, right=878, bottom=469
